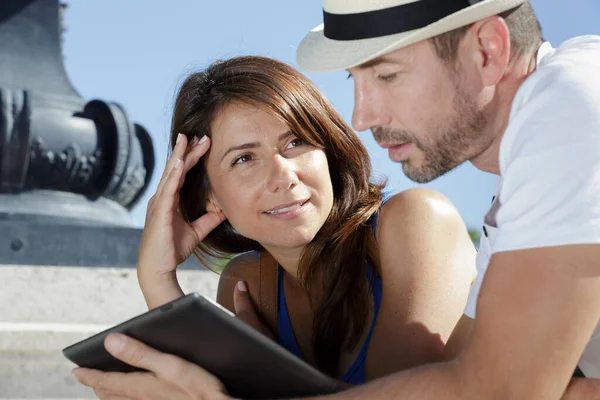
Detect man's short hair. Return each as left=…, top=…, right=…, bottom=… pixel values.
left=431, top=1, right=543, bottom=62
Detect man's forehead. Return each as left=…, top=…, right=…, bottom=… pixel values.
left=350, top=46, right=415, bottom=71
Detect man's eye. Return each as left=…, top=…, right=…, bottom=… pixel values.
left=232, top=154, right=253, bottom=166
left=347, top=72, right=353, bottom=80
left=378, top=73, right=398, bottom=82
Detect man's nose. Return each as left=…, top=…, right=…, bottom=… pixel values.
left=351, top=79, right=390, bottom=132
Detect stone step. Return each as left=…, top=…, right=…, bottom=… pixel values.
left=0, top=265, right=219, bottom=324
left=0, top=351, right=95, bottom=399
left=0, top=265, right=220, bottom=399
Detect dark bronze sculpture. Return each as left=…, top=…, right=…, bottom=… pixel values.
left=0, top=0, right=160, bottom=267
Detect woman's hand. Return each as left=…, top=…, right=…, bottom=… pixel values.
left=72, top=333, right=231, bottom=400
left=138, top=134, right=226, bottom=309
left=232, top=281, right=275, bottom=340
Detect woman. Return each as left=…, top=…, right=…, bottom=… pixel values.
left=135, top=55, right=476, bottom=384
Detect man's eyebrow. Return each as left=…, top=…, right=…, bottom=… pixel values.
left=219, top=130, right=293, bottom=163
left=357, top=55, right=399, bottom=70
left=347, top=56, right=402, bottom=78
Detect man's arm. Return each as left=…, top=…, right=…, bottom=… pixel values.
left=461, top=244, right=600, bottom=398
left=314, top=243, right=600, bottom=399
left=443, top=314, right=474, bottom=362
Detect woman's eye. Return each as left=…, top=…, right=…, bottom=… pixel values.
left=287, top=138, right=307, bottom=149
left=377, top=73, right=398, bottom=82
left=232, top=154, right=253, bottom=166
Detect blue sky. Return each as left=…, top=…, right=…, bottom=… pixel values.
left=61, top=1, right=599, bottom=230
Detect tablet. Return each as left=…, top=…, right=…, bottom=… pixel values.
left=63, top=292, right=341, bottom=399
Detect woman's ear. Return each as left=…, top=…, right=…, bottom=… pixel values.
left=205, top=196, right=222, bottom=214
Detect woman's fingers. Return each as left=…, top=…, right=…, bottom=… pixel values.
left=155, top=133, right=188, bottom=196
left=190, top=211, right=226, bottom=242
left=183, top=135, right=210, bottom=175
left=155, top=156, right=185, bottom=213
left=98, top=334, right=224, bottom=399
left=103, top=333, right=167, bottom=373
left=152, top=135, right=211, bottom=214
left=177, top=136, right=210, bottom=192
left=72, top=368, right=151, bottom=397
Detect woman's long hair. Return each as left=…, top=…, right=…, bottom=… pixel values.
left=170, top=56, right=384, bottom=375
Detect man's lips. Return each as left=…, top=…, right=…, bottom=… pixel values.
left=377, top=142, right=408, bottom=149
left=378, top=142, right=414, bottom=162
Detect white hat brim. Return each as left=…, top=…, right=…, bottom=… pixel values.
left=297, top=0, right=527, bottom=72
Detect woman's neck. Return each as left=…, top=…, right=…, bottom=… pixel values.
left=260, top=244, right=303, bottom=279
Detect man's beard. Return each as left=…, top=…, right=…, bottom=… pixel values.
left=373, top=82, right=487, bottom=184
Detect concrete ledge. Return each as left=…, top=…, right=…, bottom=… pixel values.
left=0, top=265, right=220, bottom=399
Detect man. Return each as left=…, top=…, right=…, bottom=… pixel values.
left=75, top=0, right=600, bottom=398
left=296, top=0, right=600, bottom=395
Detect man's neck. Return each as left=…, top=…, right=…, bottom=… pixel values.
left=471, top=42, right=544, bottom=175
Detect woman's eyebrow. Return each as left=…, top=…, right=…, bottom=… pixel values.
left=219, top=130, right=293, bottom=163
left=278, top=130, right=293, bottom=141
left=220, top=142, right=260, bottom=163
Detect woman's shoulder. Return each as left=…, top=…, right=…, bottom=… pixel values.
left=376, top=187, right=476, bottom=279
left=220, top=251, right=260, bottom=280
left=366, top=189, right=476, bottom=376
left=377, top=188, right=465, bottom=237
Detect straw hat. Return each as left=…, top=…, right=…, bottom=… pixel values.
left=297, top=0, right=527, bottom=72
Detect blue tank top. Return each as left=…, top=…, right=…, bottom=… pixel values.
left=276, top=210, right=384, bottom=385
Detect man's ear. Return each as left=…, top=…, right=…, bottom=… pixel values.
left=469, top=15, right=511, bottom=87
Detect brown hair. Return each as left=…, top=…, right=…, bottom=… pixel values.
left=170, top=56, right=384, bottom=375
left=431, top=1, right=543, bottom=62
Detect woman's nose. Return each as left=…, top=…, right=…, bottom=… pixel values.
left=266, top=155, right=299, bottom=193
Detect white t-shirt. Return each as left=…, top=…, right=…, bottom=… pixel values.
left=464, top=36, right=600, bottom=378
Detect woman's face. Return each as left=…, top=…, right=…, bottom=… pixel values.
left=205, top=102, right=334, bottom=251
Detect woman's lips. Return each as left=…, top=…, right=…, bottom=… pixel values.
left=263, top=199, right=310, bottom=220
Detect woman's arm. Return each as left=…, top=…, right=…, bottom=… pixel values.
left=366, top=188, right=476, bottom=379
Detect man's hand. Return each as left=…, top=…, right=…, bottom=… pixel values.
left=562, top=377, right=600, bottom=399
left=72, top=333, right=231, bottom=400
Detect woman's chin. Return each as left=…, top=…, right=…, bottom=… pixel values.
left=259, top=231, right=318, bottom=251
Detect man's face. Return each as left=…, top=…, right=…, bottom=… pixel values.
left=348, top=39, right=489, bottom=183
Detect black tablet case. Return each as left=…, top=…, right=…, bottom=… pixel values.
left=63, top=293, right=341, bottom=399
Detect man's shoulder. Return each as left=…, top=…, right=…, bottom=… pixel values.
left=532, top=35, right=600, bottom=90
left=503, top=36, right=600, bottom=162
left=550, top=35, right=600, bottom=64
